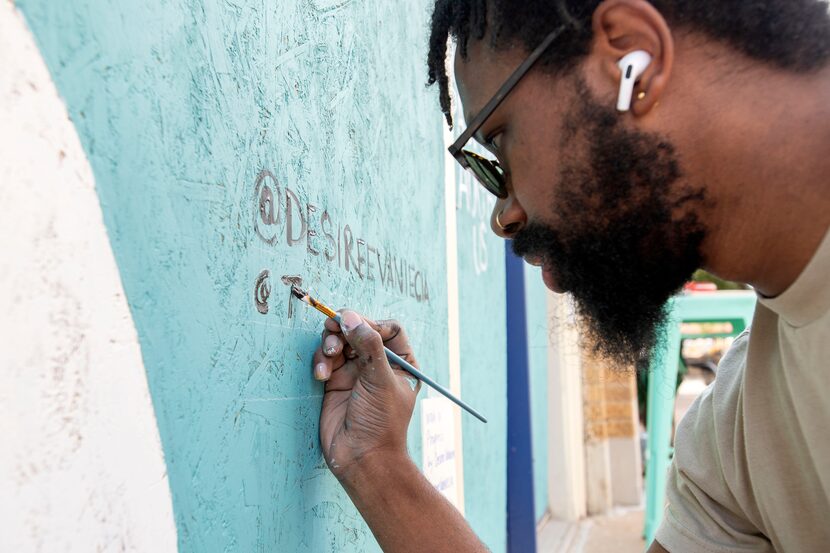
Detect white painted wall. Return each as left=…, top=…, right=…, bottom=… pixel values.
left=546, top=293, right=587, bottom=521
left=584, top=441, right=613, bottom=516
left=0, top=4, right=177, bottom=551
left=609, top=435, right=643, bottom=507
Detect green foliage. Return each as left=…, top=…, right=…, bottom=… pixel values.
left=691, top=269, right=750, bottom=290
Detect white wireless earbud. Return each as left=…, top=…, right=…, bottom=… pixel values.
left=616, top=50, right=652, bottom=112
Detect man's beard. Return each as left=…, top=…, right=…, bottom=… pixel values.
left=512, top=81, right=708, bottom=371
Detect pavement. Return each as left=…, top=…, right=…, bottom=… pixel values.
left=537, top=507, right=645, bottom=553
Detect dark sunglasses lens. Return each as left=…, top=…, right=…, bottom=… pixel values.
left=463, top=152, right=507, bottom=198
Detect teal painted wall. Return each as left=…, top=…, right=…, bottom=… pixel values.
left=454, top=165, right=508, bottom=552
left=525, top=267, right=550, bottom=522
left=18, top=1, right=451, bottom=551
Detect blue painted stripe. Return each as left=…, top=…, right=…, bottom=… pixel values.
left=505, top=245, right=537, bottom=553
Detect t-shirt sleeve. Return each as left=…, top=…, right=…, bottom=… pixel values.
left=655, top=332, right=773, bottom=553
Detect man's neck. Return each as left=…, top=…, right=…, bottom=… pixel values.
left=687, top=61, right=830, bottom=296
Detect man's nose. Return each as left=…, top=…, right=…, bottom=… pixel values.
left=490, top=197, right=526, bottom=238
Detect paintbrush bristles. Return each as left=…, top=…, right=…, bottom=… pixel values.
left=290, top=285, right=338, bottom=319
left=290, top=285, right=309, bottom=301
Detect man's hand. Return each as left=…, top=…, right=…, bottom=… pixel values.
left=310, top=310, right=488, bottom=552
left=311, top=310, right=422, bottom=481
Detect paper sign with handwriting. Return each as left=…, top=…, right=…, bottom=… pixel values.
left=421, top=397, right=459, bottom=507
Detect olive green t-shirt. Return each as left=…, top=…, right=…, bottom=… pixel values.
left=656, top=229, right=830, bottom=552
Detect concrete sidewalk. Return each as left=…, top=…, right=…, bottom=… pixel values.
left=538, top=507, right=645, bottom=553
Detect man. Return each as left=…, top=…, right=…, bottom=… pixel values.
left=310, top=0, right=830, bottom=551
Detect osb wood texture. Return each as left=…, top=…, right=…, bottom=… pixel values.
left=16, top=0, right=451, bottom=550
left=454, top=164, right=509, bottom=550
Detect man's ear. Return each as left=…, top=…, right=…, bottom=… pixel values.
left=590, top=0, right=674, bottom=116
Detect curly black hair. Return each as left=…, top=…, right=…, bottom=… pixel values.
left=427, top=0, right=830, bottom=127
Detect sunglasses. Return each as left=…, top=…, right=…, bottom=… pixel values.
left=447, top=24, right=568, bottom=199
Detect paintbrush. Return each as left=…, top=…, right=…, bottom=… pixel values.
left=291, top=285, right=487, bottom=423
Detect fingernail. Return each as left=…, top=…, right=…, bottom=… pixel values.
left=324, top=335, right=340, bottom=355
left=339, top=310, right=363, bottom=333
left=314, top=363, right=329, bottom=381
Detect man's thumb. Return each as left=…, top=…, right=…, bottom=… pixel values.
left=339, top=310, right=386, bottom=369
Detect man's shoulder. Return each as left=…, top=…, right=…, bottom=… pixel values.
left=714, top=328, right=751, bottom=380
left=672, top=329, right=750, bottom=480
left=659, top=327, right=771, bottom=553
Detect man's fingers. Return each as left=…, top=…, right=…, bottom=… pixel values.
left=322, top=333, right=343, bottom=357
left=372, top=319, right=418, bottom=368
left=324, top=317, right=341, bottom=333
left=312, top=339, right=345, bottom=382
left=371, top=318, right=403, bottom=342
left=324, top=361, right=358, bottom=391
left=339, top=310, right=387, bottom=371
left=343, top=344, right=357, bottom=360
left=312, top=347, right=334, bottom=381
left=319, top=311, right=413, bottom=387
